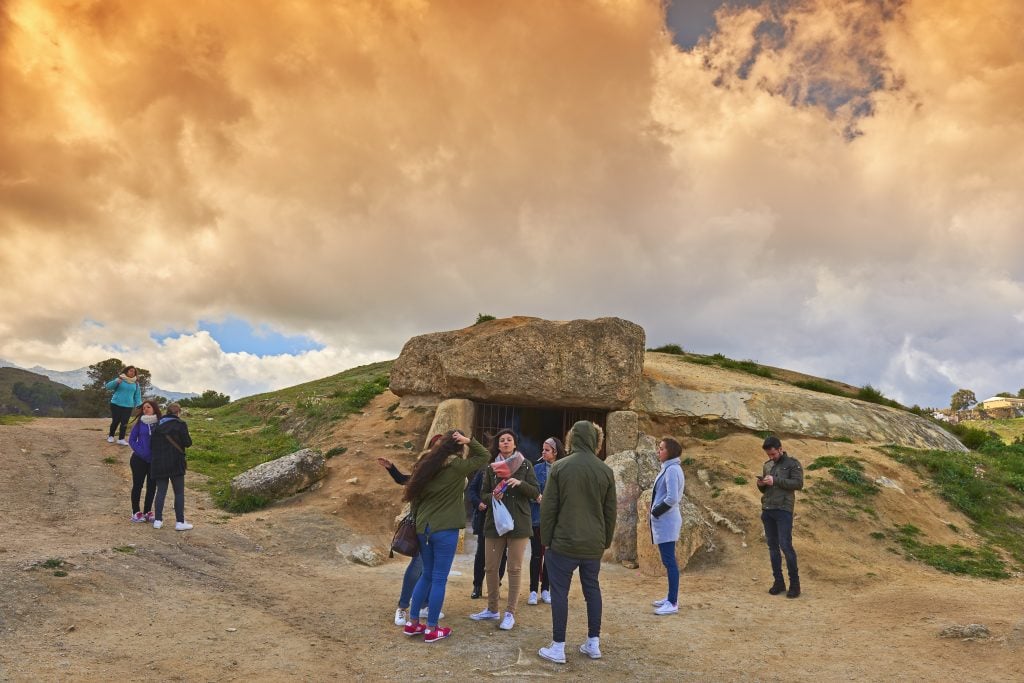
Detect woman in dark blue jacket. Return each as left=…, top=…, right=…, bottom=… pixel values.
left=149, top=403, right=193, bottom=531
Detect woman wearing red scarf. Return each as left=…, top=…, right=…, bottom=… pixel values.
left=469, top=428, right=539, bottom=632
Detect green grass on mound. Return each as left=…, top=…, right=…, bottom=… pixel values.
left=0, top=414, right=33, bottom=425
left=961, top=417, right=1024, bottom=445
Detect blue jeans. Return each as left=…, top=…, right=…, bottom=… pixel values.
left=398, top=554, right=423, bottom=609
left=761, top=509, right=799, bottom=583
left=409, top=526, right=459, bottom=627
left=657, top=541, right=679, bottom=605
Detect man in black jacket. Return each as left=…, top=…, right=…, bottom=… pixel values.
left=756, top=436, right=803, bottom=597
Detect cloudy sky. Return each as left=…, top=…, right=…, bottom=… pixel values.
left=1, top=0, right=1022, bottom=407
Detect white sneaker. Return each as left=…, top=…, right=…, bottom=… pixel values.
left=107, top=436, right=115, bottom=443
left=499, top=612, right=515, bottom=630
left=538, top=642, right=566, bottom=664
left=153, top=520, right=163, bottom=529
left=652, top=597, right=669, bottom=607
left=541, top=590, right=551, bottom=604
left=394, top=608, right=408, bottom=626
left=116, top=439, right=129, bottom=446
left=579, top=638, right=602, bottom=659
left=469, top=608, right=501, bottom=621
left=528, top=591, right=538, bottom=605
left=175, top=521, right=193, bottom=531
left=654, top=601, right=678, bottom=615
left=419, top=607, right=444, bottom=620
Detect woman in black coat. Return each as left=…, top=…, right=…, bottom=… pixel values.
left=150, top=402, right=193, bottom=531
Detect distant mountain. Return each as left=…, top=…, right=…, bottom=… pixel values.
left=0, top=360, right=197, bottom=401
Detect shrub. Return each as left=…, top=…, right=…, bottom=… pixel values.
left=649, top=344, right=685, bottom=355
left=475, top=313, right=496, bottom=325
left=793, top=379, right=846, bottom=396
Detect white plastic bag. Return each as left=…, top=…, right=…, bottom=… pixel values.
left=492, top=498, right=514, bottom=536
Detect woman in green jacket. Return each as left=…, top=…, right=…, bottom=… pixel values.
left=469, top=428, right=539, bottom=632
left=402, top=431, right=488, bottom=644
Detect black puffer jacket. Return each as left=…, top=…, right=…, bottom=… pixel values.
left=150, top=415, right=192, bottom=479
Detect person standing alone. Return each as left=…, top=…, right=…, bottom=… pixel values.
left=537, top=421, right=616, bottom=665
left=757, top=435, right=804, bottom=598
left=105, top=366, right=142, bottom=445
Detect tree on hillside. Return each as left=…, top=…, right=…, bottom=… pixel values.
left=1018, top=388, right=1024, bottom=399
left=996, top=392, right=1014, bottom=398
left=950, top=388, right=977, bottom=412
left=179, top=390, right=230, bottom=409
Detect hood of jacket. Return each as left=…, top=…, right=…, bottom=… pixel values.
left=564, top=420, right=603, bottom=457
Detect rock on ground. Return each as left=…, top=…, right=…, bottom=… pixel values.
left=230, top=448, right=327, bottom=501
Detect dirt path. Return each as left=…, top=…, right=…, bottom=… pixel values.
left=1, top=419, right=1022, bottom=681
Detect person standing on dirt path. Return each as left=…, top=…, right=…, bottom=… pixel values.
left=649, top=437, right=685, bottom=615
left=149, top=402, right=193, bottom=531
left=537, top=421, right=616, bottom=665
left=105, top=366, right=142, bottom=445
left=757, top=435, right=804, bottom=598
left=127, top=399, right=161, bottom=523
left=528, top=436, right=565, bottom=606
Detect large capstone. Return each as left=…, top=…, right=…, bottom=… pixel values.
left=389, top=316, right=645, bottom=410
left=230, top=448, right=327, bottom=501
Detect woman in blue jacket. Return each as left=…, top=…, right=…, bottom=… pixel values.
left=528, top=436, right=565, bottom=605
left=650, top=437, right=685, bottom=615
left=104, top=366, right=142, bottom=445
left=127, top=399, right=161, bottom=523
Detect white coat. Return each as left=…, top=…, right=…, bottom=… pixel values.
left=650, top=458, right=684, bottom=545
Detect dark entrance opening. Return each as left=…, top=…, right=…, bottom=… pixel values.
left=471, top=402, right=607, bottom=461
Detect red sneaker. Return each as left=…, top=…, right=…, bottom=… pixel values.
left=423, top=626, right=451, bottom=643
left=403, top=622, right=426, bottom=637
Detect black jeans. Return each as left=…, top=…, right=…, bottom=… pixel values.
left=108, top=404, right=133, bottom=439
left=529, top=525, right=548, bottom=592
left=154, top=475, right=185, bottom=523
left=473, top=531, right=505, bottom=590
left=545, top=548, right=602, bottom=643
left=762, top=509, right=799, bottom=583
left=129, top=454, right=155, bottom=514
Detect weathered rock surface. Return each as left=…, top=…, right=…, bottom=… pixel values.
left=637, top=354, right=967, bottom=451
left=939, top=623, right=990, bottom=639
left=390, top=316, right=645, bottom=410
left=349, top=545, right=383, bottom=567
left=635, top=436, right=660, bottom=490
left=424, top=398, right=474, bottom=447
left=605, top=452, right=640, bottom=563
left=230, top=448, right=327, bottom=501
left=636, top=488, right=713, bottom=576
left=605, top=410, right=639, bottom=455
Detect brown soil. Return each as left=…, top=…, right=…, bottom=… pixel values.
left=2, top=408, right=1022, bottom=682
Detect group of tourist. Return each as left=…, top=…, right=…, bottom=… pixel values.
left=106, top=366, right=194, bottom=531
left=388, top=420, right=804, bottom=663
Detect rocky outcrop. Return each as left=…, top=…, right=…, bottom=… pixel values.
left=636, top=488, right=713, bottom=576
left=230, top=448, right=327, bottom=501
left=605, top=410, right=639, bottom=455
left=637, top=354, right=967, bottom=452
left=605, top=452, right=640, bottom=563
left=390, top=316, right=645, bottom=410
left=424, top=398, right=474, bottom=447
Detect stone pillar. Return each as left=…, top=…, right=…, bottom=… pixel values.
left=424, top=398, right=475, bottom=448
left=605, top=410, right=639, bottom=455
left=604, top=451, right=640, bottom=563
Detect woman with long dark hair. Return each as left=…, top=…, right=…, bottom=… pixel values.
left=469, top=428, right=540, bottom=632
left=402, top=431, right=489, bottom=644
left=104, top=365, right=142, bottom=445
left=127, top=399, right=161, bottom=523
left=528, top=436, right=565, bottom=605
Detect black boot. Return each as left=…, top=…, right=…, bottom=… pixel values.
left=786, top=580, right=800, bottom=598
left=768, top=580, right=786, bottom=595
left=470, top=587, right=482, bottom=599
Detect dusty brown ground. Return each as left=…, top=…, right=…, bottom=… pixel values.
left=2, top=412, right=1023, bottom=682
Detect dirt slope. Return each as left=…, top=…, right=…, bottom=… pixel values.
left=1, top=415, right=1023, bottom=682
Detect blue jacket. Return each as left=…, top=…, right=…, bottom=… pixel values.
left=105, top=377, right=141, bottom=409
left=128, top=419, right=157, bottom=462
left=530, top=460, right=549, bottom=527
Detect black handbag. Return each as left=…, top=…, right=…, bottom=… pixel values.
left=390, top=514, right=419, bottom=558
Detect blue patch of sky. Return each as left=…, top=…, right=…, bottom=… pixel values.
left=666, top=0, right=762, bottom=49
left=151, top=317, right=324, bottom=356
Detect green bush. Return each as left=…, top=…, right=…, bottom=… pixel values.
left=475, top=313, right=496, bottom=325
left=856, top=384, right=903, bottom=409
left=792, top=379, right=846, bottom=396
left=807, top=456, right=879, bottom=498
left=649, top=344, right=685, bottom=355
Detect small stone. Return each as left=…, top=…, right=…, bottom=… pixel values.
left=346, top=477, right=359, bottom=484
left=226, top=627, right=238, bottom=632
left=940, top=623, right=989, bottom=639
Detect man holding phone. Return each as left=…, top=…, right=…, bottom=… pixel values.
left=756, top=435, right=804, bottom=598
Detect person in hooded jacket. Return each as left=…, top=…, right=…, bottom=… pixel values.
left=537, top=421, right=616, bottom=665
left=126, top=399, right=161, bottom=523
left=149, top=402, right=193, bottom=531
left=649, top=437, right=685, bottom=615
left=469, top=428, right=539, bottom=632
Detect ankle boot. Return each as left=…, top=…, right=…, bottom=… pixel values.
left=786, top=580, right=800, bottom=598
left=768, top=580, right=786, bottom=595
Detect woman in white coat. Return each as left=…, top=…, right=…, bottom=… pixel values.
left=649, top=437, right=685, bottom=615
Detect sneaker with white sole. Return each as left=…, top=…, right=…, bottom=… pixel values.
left=652, top=597, right=669, bottom=607
left=579, top=638, right=602, bottom=659
left=107, top=435, right=115, bottom=443
left=175, top=521, right=193, bottom=531
left=528, top=591, right=538, bottom=605
left=116, top=439, right=129, bottom=446
left=131, top=512, right=145, bottom=523
left=394, top=608, right=409, bottom=626
left=654, top=601, right=678, bottom=615
left=419, top=607, right=444, bottom=621
left=153, top=520, right=163, bottom=529
left=538, top=642, right=566, bottom=664
left=541, top=590, right=551, bottom=604
left=403, top=622, right=426, bottom=637
left=423, top=626, right=451, bottom=643
left=145, top=512, right=155, bottom=523
left=498, top=612, right=515, bottom=630
left=469, top=608, right=501, bottom=621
